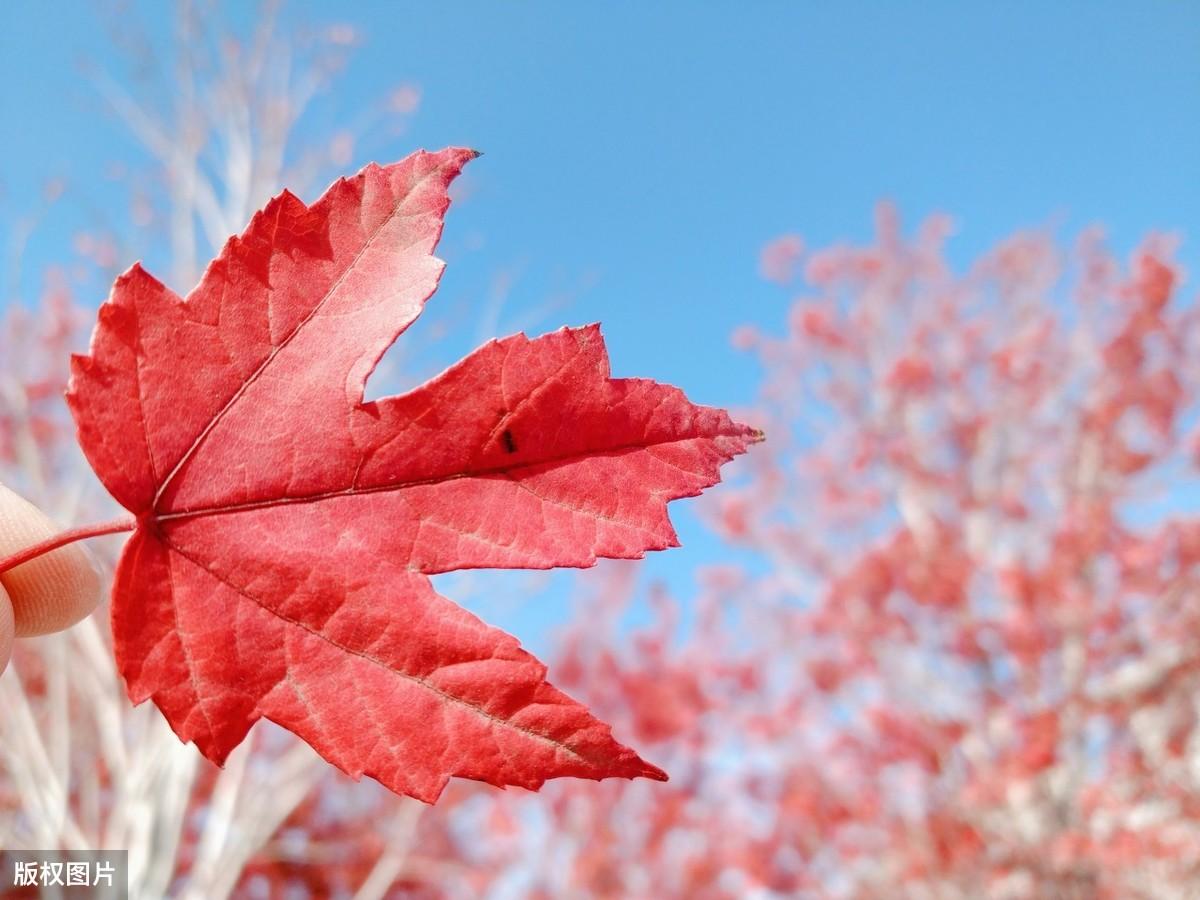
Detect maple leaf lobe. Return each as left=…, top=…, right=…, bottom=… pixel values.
left=68, top=148, right=756, bottom=802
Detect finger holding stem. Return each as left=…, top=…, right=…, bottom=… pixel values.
left=0, top=483, right=110, bottom=643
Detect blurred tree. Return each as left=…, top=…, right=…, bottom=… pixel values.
left=718, top=207, right=1200, bottom=898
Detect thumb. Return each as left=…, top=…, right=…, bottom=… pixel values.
left=0, top=585, right=11, bottom=676
left=0, top=483, right=102, bottom=640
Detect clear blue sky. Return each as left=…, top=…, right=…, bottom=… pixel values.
left=1, top=1, right=1197, bottom=644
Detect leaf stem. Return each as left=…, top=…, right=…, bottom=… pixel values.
left=0, top=517, right=137, bottom=576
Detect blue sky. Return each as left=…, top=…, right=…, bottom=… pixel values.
left=2, top=1, right=1198, bottom=645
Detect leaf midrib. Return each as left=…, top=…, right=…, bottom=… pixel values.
left=153, top=428, right=746, bottom=525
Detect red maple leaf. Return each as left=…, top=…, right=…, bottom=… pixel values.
left=52, top=148, right=759, bottom=802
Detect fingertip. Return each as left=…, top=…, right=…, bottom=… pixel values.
left=0, top=583, right=13, bottom=675
left=0, top=484, right=104, bottom=637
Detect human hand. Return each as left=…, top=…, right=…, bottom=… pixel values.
left=0, top=483, right=102, bottom=675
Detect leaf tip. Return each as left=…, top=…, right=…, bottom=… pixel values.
left=111, top=262, right=141, bottom=290
left=642, top=761, right=670, bottom=782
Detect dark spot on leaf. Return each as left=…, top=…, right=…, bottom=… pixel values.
left=502, top=429, right=517, bottom=453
